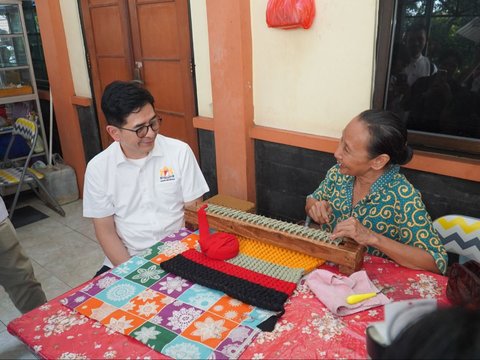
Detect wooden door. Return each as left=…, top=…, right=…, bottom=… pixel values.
left=80, top=0, right=198, bottom=155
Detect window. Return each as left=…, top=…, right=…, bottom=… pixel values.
left=375, top=0, right=480, bottom=157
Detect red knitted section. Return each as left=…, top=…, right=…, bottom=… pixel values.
left=197, top=205, right=239, bottom=260
left=198, top=204, right=210, bottom=252
left=182, top=249, right=296, bottom=294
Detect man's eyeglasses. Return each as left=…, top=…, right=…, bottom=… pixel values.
left=117, top=117, right=161, bottom=138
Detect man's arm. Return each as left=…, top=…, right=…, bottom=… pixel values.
left=185, top=196, right=204, bottom=209
left=92, top=216, right=130, bottom=267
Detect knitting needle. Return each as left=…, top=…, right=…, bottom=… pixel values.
left=304, top=215, right=311, bottom=227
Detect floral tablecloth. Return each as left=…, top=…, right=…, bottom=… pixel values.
left=8, top=253, right=450, bottom=359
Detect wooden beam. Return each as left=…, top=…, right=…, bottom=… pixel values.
left=71, top=96, right=92, bottom=107
left=206, top=0, right=255, bottom=203
left=35, top=0, right=86, bottom=196
left=192, top=116, right=214, bottom=131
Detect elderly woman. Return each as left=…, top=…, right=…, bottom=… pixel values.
left=305, top=110, right=447, bottom=274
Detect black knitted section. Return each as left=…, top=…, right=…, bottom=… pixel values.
left=256, top=310, right=285, bottom=332
left=160, top=254, right=289, bottom=312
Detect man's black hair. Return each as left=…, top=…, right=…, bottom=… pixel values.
left=101, top=81, right=154, bottom=127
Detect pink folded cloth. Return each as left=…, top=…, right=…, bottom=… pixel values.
left=305, top=269, right=391, bottom=316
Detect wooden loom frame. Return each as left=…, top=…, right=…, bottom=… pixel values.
left=184, top=203, right=365, bottom=274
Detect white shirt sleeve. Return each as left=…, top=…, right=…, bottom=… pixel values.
left=83, top=160, right=115, bottom=218
left=178, top=144, right=209, bottom=203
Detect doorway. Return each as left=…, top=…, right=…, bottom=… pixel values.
left=79, top=0, right=198, bottom=156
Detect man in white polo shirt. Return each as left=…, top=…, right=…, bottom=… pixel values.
left=83, top=81, right=209, bottom=276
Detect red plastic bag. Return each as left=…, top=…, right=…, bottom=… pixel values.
left=266, top=0, right=315, bottom=30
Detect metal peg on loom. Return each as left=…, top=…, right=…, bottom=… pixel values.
left=205, top=204, right=340, bottom=245
left=303, top=215, right=341, bottom=244
left=305, top=215, right=312, bottom=227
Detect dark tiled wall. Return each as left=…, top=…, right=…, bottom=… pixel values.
left=401, top=168, right=480, bottom=221
left=198, top=129, right=218, bottom=199
left=255, top=140, right=336, bottom=221
left=254, top=140, right=480, bottom=223
left=77, top=105, right=102, bottom=163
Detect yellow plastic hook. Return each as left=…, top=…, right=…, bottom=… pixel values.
left=346, top=291, right=379, bottom=305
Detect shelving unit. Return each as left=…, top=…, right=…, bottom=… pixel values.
left=0, top=0, right=48, bottom=162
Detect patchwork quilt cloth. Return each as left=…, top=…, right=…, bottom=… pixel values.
left=62, top=229, right=274, bottom=359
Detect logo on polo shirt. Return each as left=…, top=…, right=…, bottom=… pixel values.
left=159, top=166, right=175, bottom=182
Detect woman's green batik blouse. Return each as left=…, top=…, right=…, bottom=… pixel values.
left=310, top=164, right=447, bottom=274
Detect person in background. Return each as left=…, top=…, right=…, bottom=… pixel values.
left=402, top=22, right=437, bottom=87
left=469, top=67, right=480, bottom=93
left=0, top=195, right=47, bottom=313
left=386, top=42, right=411, bottom=121
left=380, top=306, right=480, bottom=359
left=83, top=81, right=209, bottom=277
left=405, top=49, right=480, bottom=137
left=404, top=49, right=463, bottom=133
left=305, top=110, right=447, bottom=274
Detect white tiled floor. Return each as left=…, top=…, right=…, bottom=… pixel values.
left=0, top=194, right=103, bottom=359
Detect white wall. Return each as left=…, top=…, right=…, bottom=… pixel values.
left=191, top=0, right=378, bottom=138
left=59, top=0, right=91, bottom=98
left=190, top=0, right=213, bottom=118
left=251, top=0, right=378, bottom=138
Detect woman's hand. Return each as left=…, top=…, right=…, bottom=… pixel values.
left=331, top=216, right=377, bottom=246
left=332, top=217, right=440, bottom=274
left=305, top=197, right=332, bottom=224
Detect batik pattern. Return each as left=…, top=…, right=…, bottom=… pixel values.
left=310, top=164, right=448, bottom=274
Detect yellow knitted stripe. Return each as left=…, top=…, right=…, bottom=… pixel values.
left=238, top=236, right=324, bottom=274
